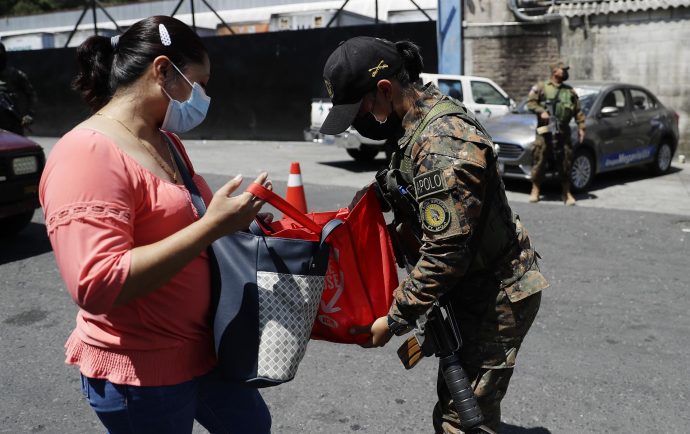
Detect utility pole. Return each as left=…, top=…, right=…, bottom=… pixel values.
left=437, top=0, right=463, bottom=74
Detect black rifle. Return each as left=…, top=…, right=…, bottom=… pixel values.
left=396, top=303, right=497, bottom=434
left=373, top=173, right=497, bottom=434
left=536, top=91, right=565, bottom=178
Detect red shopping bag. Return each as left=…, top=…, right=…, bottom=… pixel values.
left=251, top=185, right=399, bottom=344
left=311, top=186, right=398, bottom=344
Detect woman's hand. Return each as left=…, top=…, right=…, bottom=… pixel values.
left=350, top=316, right=393, bottom=348
left=203, top=172, right=271, bottom=240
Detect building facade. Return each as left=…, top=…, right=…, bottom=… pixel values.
left=464, top=0, right=690, bottom=154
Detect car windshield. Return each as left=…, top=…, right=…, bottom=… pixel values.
left=578, top=94, right=597, bottom=116
left=513, top=91, right=600, bottom=116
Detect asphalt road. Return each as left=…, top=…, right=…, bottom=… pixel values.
left=1, top=139, right=689, bottom=433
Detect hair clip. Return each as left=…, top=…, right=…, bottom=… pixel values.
left=110, top=35, right=120, bottom=50
left=159, top=24, right=172, bottom=46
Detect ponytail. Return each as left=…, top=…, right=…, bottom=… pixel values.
left=394, top=41, right=424, bottom=88
left=72, top=16, right=207, bottom=113
left=72, top=35, right=115, bottom=113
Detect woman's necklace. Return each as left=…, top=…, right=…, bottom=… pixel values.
left=95, top=112, right=178, bottom=183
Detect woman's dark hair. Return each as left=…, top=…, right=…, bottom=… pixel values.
left=72, top=15, right=207, bottom=112
left=394, top=41, right=424, bottom=89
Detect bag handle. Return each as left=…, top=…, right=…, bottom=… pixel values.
left=246, top=183, right=322, bottom=234
left=164, top=131, right=208, bottom=216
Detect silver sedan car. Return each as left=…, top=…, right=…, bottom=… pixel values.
left=484, top=81, right=680, bottom=191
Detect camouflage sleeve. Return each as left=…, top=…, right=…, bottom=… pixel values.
left=572, top=89, right=585, bottom=130
left=388, top=125, right=492, bottom=326
left=526, top=82, right=545, bottom=114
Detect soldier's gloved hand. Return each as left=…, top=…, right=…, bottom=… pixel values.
left=21, top=115, right=33, bottom=126
left=349, top=316, right=392, bottom=348
left=540, top=112, right=550, bottom=121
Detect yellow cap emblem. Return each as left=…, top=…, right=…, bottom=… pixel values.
left=324, top=79, right=334, bottom=98
left=368, top=60, right=389, bottom=78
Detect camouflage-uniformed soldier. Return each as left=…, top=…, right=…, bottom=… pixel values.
left=526, top=60, right=585, bottom=205
left=320, top=37, right=548, bottom=433
left=0, top=42, right=37, bottom=135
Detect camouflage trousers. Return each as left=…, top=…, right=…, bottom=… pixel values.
left=531, top=132, right=573, bottom=187
left=432, top=283, right=542, bottom=433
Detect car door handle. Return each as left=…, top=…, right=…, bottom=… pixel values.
left=474, top=110, right=481, bottom=114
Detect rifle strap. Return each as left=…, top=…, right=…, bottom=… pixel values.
left=397, top=98, right=491, bottom=175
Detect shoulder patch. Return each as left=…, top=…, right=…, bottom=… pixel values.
left=414, top=169, right=447, bottom=199
left=421, top=198, right=451, bottom=233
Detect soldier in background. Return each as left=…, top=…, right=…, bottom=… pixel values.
left=0, top=41, right=37, bottom=135
left=527, top=60, right=585, bottom=206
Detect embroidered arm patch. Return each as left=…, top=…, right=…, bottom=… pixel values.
left=414, top=169, right=447, bottom=200
left=421, top=198, right=451, bottom=233
left=419, top=193, right=469, bottom=240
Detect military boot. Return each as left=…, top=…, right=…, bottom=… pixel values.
left=562, top=183, right=576, bottom=206
left=529, top=183, right=540, bottom=203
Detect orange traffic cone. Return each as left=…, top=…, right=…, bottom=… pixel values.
left=286, top=162, right=308, bottom=213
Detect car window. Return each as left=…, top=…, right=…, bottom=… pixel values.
left=470, top=81, right=508, bottom=105
left=438, top=79, right=463, bottom=101
left=600, top=89, right=627, bottom=111
left=579, top=94, right=597, bottom=116
left=629, top=89, right=656, bottom=111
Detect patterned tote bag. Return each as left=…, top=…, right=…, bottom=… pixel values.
left=167, top=132, right=340, bottom=387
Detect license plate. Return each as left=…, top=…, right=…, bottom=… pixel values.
left=323, top=135, right=335, bottom=145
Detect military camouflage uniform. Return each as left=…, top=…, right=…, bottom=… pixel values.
left=385, top=84, right=548, bottom=433
left=526, top=80, right=585, bottom=187
left=0, top=66, right=36, bottom=135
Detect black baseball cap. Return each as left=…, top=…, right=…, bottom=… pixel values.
left=320, top=36, right=403, bottom=135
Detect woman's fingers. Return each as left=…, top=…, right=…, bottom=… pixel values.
left=253, top=172, right=268, bottom=187
left=218, top=174, right=243, bottom=197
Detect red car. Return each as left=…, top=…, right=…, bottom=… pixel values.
left=0, top=129, right=45, bottom=236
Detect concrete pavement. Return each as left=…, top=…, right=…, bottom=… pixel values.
left=31, top=137, right=690, bottom=217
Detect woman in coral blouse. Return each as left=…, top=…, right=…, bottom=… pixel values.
left=39, top=16, right=271, bottom=433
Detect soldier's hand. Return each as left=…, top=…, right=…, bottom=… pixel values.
left=21, top=115, right=33, bottom=126
left=578, top=128, right=585, bottom=144
left=540, top=111, right=550, bottom=121
left=350, top=316, right=392, bottom=348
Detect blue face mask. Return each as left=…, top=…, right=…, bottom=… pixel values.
left=161, top=62, right=210, bottom=133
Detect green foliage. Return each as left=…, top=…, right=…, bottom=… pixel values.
left=0, top=0, right=148, bottom=17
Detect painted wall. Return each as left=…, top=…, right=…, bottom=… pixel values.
left=463, top=1, right=560, bottom=102
left=562, top=8, right=690, bottom=153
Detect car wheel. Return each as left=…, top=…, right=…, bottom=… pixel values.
left=649, top=142, right=673, bottom=175
left=570, top=150, right=594, bottom=192
left=0, top=211, right=35, bottom=237
left=347, top=145, right=379, bottom=162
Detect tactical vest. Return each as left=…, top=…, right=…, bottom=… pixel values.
left=379, top=98, right=518, bottom=276
left=543, top=80, right=575, bottom=125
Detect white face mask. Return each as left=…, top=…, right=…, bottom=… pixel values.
left=161, top=61, right=210, bottom=133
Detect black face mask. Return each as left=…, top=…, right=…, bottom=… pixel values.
left=352, top=105, right=403, bottom=141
